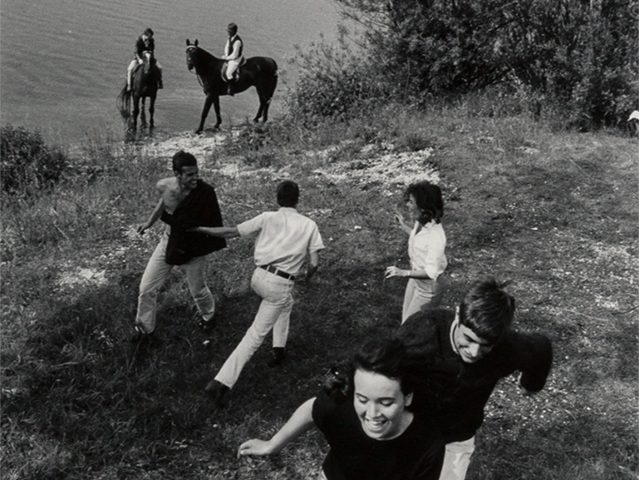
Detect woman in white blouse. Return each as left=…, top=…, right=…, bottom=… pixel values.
left=385, top=181, right=448, bottom=323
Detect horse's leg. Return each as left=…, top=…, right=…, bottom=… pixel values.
left=196, top=94, right=214, bottom=134
left=212, top=95, right=221, bottom=129
left=149, top=94, right=155, bottom=131
left=140, top=97, right=147, bottom=128
left=262, top=96, right=273, bottom=123
left=254, top=91, right=265, bottom=123
left=131, top=95, right=140, bottom=132
left=257, top=74, right=278, bottom=123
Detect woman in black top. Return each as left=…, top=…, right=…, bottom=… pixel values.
left=237, top=338, right=444, bottom=480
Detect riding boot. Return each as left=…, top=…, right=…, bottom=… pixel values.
left=227, top=81, right=234, bottom=96
left=158, top=79, right=163, bottom=89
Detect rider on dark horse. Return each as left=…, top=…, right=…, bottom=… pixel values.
left=127, top=27, right=163, bottom=92
left=221, top=23, right=244, bottom=96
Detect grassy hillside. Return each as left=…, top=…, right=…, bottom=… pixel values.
left=1, top=105, right=637, bottom=479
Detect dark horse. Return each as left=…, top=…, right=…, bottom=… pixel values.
left=185, top=39, right=278, bottom=133
left=117, top=52, right=160, bottom=135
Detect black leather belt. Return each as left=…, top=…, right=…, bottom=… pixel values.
left=260, top=265, right=295, bottom=281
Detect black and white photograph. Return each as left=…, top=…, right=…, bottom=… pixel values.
left=1, top=1, right=637, bottom=479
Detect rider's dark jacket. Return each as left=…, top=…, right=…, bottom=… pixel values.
left=135, top=36, right=155, bottom=58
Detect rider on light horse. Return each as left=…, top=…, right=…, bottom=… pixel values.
left=221, top=23, right=244, bottom=96
left=126, top=27, right=163, bottom=92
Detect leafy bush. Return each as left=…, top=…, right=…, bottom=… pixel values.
left=286, top=33, right=395, bottom=124
left=329, top=0, right=638, bottom=129
left=1, top=125, right=68, bottom=194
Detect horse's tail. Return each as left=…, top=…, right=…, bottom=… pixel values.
left=116, top=85, right=131, bottom=120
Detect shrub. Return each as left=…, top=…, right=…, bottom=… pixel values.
left=331, top=0, right=638, bottom=129
left=286, top=32, right=394, bottom=124
left=1, top=125, right=68, bottom=194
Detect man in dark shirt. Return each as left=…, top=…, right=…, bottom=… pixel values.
left=133, top=150, right=226, bottom=339
left=126, top=27, right=163, bottom=92
left=396, top=278, right=553, bottom=480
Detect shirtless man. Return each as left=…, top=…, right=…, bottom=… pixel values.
left=133, top=150, right=226, bottom=340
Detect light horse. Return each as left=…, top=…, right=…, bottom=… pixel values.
left=117, top=51, right=160, bottom=135
left=185, top=39, right=278, bottom=133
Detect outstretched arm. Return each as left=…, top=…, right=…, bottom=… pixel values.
left=514, top=332, right=553, bottom=394
left=237, top=398, right=316, bottom=458
left=191, top=226, right=240, bottom=238
left=137, top=199, right=164, bottom=235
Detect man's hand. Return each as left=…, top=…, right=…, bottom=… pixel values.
left=305, top=265, right=318, bottom=282
left=518, top=374, right=535, bottom=396
left=136, top=223, right=149, bottom=235
left=237, top=439, right=274, bottom=458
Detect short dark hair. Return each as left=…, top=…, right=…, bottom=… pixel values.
left=459, top=278, right=515, bottom=344
left=277, top=180, right=299, bottom=207
left=227, top=23, right=238, bottom=33
left=172, top=150, right=197, bottom=173
left=352, top=337, right=415, bottom=396
left=403, top=181, right=444, bottom=224
left=144, top=28, right=154, bottom=36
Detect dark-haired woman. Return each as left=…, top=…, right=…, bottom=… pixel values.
left=386, top=181, right=448, bottom=323
left=237, top=338, right=444, bottom=480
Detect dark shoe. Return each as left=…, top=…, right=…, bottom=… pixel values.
left=205, top=379, right=230, bottom=408
left=227, top=84, right=234, bottom=96
left=267, top=347, right=287, bottom=368
left=130, top=325, right=152, bottom=343
left=158, top=80, right=163, bottom=89
left=198, top=317, right=215, bottom=332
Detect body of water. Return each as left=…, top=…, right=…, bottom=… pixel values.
left=0, top=0, right=341, bottom=143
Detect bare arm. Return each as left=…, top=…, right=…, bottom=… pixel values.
left=395, top=212, right=413, bottom=235
left=305, top=250, right=320, bottom=280
left=137, top=199, right=164, bottom=235
left=237, top=398, right=316, bottom=458
left=192, top=226, right=240, bottom=238
left=385, top=266, right=430, bottom=280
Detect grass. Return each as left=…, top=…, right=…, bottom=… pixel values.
left=1, top=105, right=637, bottom=479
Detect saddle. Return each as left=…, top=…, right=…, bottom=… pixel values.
left=221, top=58, right=246, bottom=83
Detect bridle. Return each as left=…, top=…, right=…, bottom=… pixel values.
left=186, top=46, right=204, bottom=88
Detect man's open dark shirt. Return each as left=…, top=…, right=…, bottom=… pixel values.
left=160, top=180, right=226, bottom=265
left=396, top=309, right=553, bottom=443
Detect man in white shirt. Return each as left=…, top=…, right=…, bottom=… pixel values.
left=191, top=180, right=324, bottom=406
left=221, top=22, right=244, bottom=95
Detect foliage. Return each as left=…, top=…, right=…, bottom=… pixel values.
left=1, top=111, right=637, bottom=478
left=286, top=31, right=395, bottom=124
left=329, top=0, right=638, bottom=129
left=1, top=125, right=69, bottom=194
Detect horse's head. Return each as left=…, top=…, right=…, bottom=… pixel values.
left=142, top=50, right=153, bottom=74
left=185, top=39, right=200, bottom=71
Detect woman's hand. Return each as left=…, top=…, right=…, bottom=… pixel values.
left=394, top=211, right=407, bottom=228
left=237, top=439, right=274, bottom=458
left=385, top=266, right=408, bottom=279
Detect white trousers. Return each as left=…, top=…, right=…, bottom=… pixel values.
left=135, top=233, right=215, bottom=334
left=225, top=59, right=241, bottom=80
left=215, top=267, right=294, bottom=388
left=401, top=275, right=449, bottom=323
left=438, top=436, right=475, bottom=480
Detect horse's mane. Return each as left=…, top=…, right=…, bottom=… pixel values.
left=190, top=45, right=219, bottom=65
